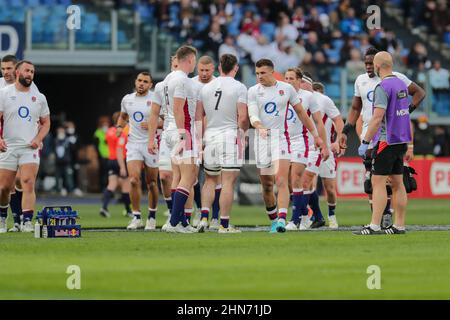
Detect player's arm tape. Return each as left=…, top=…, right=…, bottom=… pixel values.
left=342, top=123, right=355, bottom=135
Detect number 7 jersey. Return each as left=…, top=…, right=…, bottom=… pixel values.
left=199, top=76, right=247, bottom=138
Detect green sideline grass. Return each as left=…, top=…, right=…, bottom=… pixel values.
left=0, top=199, right=450, bottom=299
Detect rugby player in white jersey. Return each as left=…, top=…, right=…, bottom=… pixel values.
left=196, top=53, right=249, bottom=233
left=0, top=55, right=39, bottom=232
left=190, top=55, right=218, bottom=228
left=340, top=47, right=425, bottom=228
left=148, top=45, right=199, bottom=233
left=154, top=56, right=178, bottom=224
left=0, top=60, right=50, bottom=233
left=116, top=72, right=159, bottom=231
left=282, top=68, right=329, bottom=231
left=248, top=58, right=328, bottom=233
left=291, top=73, right=341, bottom=230
left=309, top=81, right=344, bottom=229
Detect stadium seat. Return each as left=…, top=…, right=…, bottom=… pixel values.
left=346, top=83, right=354, bottom=98
left=330, top=67, right=341, bottom=83
left=326, top=84, right=340, bottom=99
left=118, top=30, right=128, bottom=44
left=332, top=39, right=344, bottom=51
left=444, top=32, right=450, bottom=44
left=10, top=0, right=23, bottom=8
left=260, top=22, right=276, bottom=42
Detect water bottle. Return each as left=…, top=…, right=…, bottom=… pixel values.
left=42, top=225, right=48, bottom=238
left=34, top=221, right=41, bottom=238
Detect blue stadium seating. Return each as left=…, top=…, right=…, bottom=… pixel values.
left=325, top=84, right=340, bottom=99
left=260, top=22, right=276, bottom=42
left=445, top=32, right=450, bottom=44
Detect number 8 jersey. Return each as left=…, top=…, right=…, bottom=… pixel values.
left=0, top=84, right=50, bottom=148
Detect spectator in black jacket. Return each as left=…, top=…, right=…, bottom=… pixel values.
left=55, top=126, right=75, bottom=196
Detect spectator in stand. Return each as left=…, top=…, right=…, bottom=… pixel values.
left=276, top=12, right=299, bottom=43
left=299, top=51, right=317, bottom=81
left=340, top=8, right=363, bottom=36
left=54, top=126, right=75, bottom=197
left=432, top=0, right=450, bottom=36
left=413, top=62, right=428, bottom=89
left=305, top=31, right=322, bottom=55
left=65, top=121, right=83, bottom=197
left=429, top=60, right=450, bottom=115
left=407, top=42, right=430, bottom=68
left=313, top=51, right=331, bottom=82
left=413, top=115, right=434, bottom=156
left=266, top=0, right=289, bottom=24
left=305, top=7, right=322, bottom=34
left=94, top=116, right=111, bottom=191
left=237, top=23, right=258, bottom=58
left=209, top=0, right=234, bottom=20
left=329, top=11, right=341, bottom=32
left=292, top=7, right=307, bottom=33
left=218, top=35, right=239, bottom=60
left=339, top=37, right=354, bottom=65
left=359, top=34, right=371, bottom=57
left=337, top=0, right=352, bottom=20
left=202, top=21, right=225, bottom=59
left=251, top=35, right=276, bottom=63
left=292, top=36, right=307, bottom=66
left=433, top=126, right=449, bottom=157
left=346, top=48, right=365, bottom=82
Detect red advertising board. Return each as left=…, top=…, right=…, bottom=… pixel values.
left=336, top=157, right=450, bottom=199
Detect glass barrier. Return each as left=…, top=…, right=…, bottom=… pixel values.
left=30, top=5, right=69, bottom=50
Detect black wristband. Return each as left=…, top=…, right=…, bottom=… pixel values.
left=342, top=123, right=355, bottom=135
left=362, top=140, right=370, bottom=145
left=409, top=104, right=416, bottom=113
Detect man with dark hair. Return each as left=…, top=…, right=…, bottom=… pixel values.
left=148, top=45, right=199, bottom=233
left=0, top=57, right=39, bottom=232
left=248, top=58, right=328, bottom=233
left=340, top=47, right=425, bottom=228
left=195, top=53, right=248, bottom=233
left=117, top=72, right=159, bottom=231
left=0, top=55, right=18, bottom=88
left=0, top=61, right=51, bottom=233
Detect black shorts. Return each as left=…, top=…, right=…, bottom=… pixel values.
left=107, top=160, right=120, bottom=176
left=372, top=142, right=407, bottom=176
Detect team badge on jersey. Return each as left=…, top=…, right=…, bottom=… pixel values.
left=279, top=90, right=284, bottom=96
left=32, top=96, right=36, bottom=102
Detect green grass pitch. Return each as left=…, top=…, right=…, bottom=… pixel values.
left=1, top=199, right=450, bottom=299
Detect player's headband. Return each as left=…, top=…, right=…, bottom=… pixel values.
left=302, top=76, right=313, bottom=85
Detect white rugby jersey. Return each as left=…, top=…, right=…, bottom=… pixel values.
left=0, top=84, right=50, bottom=147
left=287, top=89, right=320, bottom=143
left=120, top=91, right=154, bottom=144
left=354, top=72, right=412, bottom=126
left=0, top=77, right=39, bottom=91
left=163, top=70, right=198, bottom=132
left=313, top=91, right=341, bottom=147
left=200, top=76, right=247, bottom=138
left=248, top=81, right=300, bottom=137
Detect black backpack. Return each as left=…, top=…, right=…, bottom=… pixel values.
left=403, top=165, right=418, bottom=193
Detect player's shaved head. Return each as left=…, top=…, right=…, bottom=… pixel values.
left=373, top=51, right=393, bottom=78
left=198, top=55, right=214, bottom=66
left=197, top=55, right=215, bottom=83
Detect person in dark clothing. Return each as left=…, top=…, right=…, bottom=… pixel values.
left=54, top=126, right=75, bottom=196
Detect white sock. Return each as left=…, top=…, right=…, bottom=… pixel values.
left=369, top=224, right=381, bottom=231
left=393, top=224, right=405, bottom=231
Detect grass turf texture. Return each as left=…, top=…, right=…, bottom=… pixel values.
left=1, top=199, right=450, bottom=299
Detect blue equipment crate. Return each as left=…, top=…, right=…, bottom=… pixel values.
left=36, top=206, right=81, bottom=238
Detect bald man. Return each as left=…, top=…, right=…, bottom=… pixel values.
left=354, top=52, right=411, bottom=235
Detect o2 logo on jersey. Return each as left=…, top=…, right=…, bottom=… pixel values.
left=133, top=111, right=144, bottom=122
left=287, top=108, right=296, bottom=123
left=18, top=106, right=32, bottom=122
left=367, top=90, right=374, bottom=103
left=264, top=102, right=279, bottom=116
